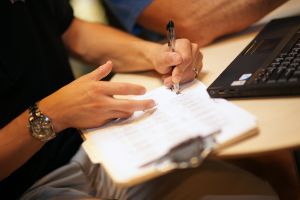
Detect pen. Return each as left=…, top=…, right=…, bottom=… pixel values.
left=166, top=20, right=180, bottom=94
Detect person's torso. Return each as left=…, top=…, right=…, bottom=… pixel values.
left=0, top=0, right=82, bottom=198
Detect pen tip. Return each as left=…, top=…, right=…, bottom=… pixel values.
left=166, top=20, right=174, bottom=30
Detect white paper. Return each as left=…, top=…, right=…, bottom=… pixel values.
left=87, top=81, right=228, bottom=168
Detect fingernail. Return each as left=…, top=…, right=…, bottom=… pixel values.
left=139, top=87, right=146, bottom=94
left=144, top=101, right=158, bottom=112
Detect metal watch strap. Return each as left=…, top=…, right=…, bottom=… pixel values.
left=28, top=102, right=56, bottom=142
left=29, top=103, right=39, bottom=118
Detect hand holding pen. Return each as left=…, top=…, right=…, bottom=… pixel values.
left=163, top=20, right=202, bottom=94
left=166, top=20, right=180, bottom=94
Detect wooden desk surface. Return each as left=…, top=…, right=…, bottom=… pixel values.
left=111, top=21, right=300, bottom=158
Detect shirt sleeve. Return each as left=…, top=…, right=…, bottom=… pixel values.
left=53, top=0, right=74, bottom=34
left=103, top=0, right=153, bottom=32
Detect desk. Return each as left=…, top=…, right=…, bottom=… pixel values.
left=110, top=3, right=300, bottom=158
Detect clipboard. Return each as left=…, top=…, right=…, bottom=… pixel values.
left=82, top=133, right=218, bottom=186
left=82, top=80, right=258, bottom=186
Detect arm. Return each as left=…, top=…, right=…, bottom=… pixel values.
left=137, top=0, right=288, bottom=46
left=1, top=18, right=202, bottom=180
left=0, top=62, right=155, bottom=181
left=62, top=18, right=158, bottom=72
left=62, top=18, right=202, bottom=86
left=0, top=111, right=44, bottom=181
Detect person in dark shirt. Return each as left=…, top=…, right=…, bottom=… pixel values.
left=0, top=0, right=277, bottom=199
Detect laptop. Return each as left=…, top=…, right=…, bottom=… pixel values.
left=207, top=16, right=300, bottom=98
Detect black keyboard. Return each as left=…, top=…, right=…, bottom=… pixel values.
left=249, top=38, right=300, bottom=85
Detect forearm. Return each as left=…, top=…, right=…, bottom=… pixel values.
left=63, top=18, right=161, bottom=72
left=0, top=111, right=44, bottom=180
left=137, top=0, right=288, bottom=46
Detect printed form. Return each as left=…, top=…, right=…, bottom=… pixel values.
left=86, top=81, right=227, bottom=168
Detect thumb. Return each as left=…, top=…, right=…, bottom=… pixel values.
left=85, top=61, right=113, bottom=81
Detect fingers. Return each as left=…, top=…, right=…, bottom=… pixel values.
left=99, top=82, right=147, bottom=96
left=189, top=44, right=203, bottom=78
left=171, top=39, right=194, bottom=83
left=87, top=110, right=134, bottom=129
left=155, top=39, right=202, bottom=87
left=112, top=98, right=156, bottom=113
left=83, top=60, right=113, bottom=81
left=109, top=110, right=133, bottom=120
left=162, top=76, right=173, bottom=88
left=173, top=41, right=202, bottom=82
left=89, top=81, right=156, bottom=112
left=162, top=41, right=202, bottom=87
left=155, top=51, right=182, bottom=74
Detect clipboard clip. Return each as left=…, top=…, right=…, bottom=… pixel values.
left=141, top=133, right=218, bottom=170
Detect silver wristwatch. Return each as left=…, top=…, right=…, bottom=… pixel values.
left=28, top=103, right=56, bottom=142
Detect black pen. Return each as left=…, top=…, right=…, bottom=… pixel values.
left=166, top=20, right=180, bottom=94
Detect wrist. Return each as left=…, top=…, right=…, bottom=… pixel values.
left=38, top=99, right=66, bottom=133
left=143, top=41, right=162, bottom=71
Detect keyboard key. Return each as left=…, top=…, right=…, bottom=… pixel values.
left=288, top=52, right=297, bottom=57
left=278, top=53, right=288, bottom=58
left=294, top=70, right=300, bottom=76
left=290, top=63, right=299, bottom=68
left=281, top=61, right=290, bottom=67
left=277, top=78, right=287, bottom=83
left=268, top=68, right=284, bottom=81
left=288, top=77, right=298, bottom=82
left=261, top=76, right=268, bottom=83
left=294, top=58, right=300, bottom=63
left=284, top=68, right=295, bottom=79
left=276, top=67, right=285, bottom=74
left=270, top=62, right=280, bottom=67
left=284, top=57, right=293, bottom=62
left=274, top=57, right=284, bottom=62
left=266, top=67, right=276, bottom=73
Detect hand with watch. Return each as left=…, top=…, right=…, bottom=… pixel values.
left=27, top=61, right=155, bottom=142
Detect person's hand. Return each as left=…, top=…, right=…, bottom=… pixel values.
left=151, top=38, right=202, bottom=88
left=39, top=61, right=155, bottom=132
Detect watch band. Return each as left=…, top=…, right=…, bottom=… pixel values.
left=28, top=102, right=56, bottom=142
left=29, top=103, right=40, bottom=118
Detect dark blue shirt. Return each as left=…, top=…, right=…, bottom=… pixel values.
left=103, top=0, right=163, bottom=41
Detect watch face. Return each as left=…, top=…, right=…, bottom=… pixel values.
left=29, top=116, right=56, bottom=142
